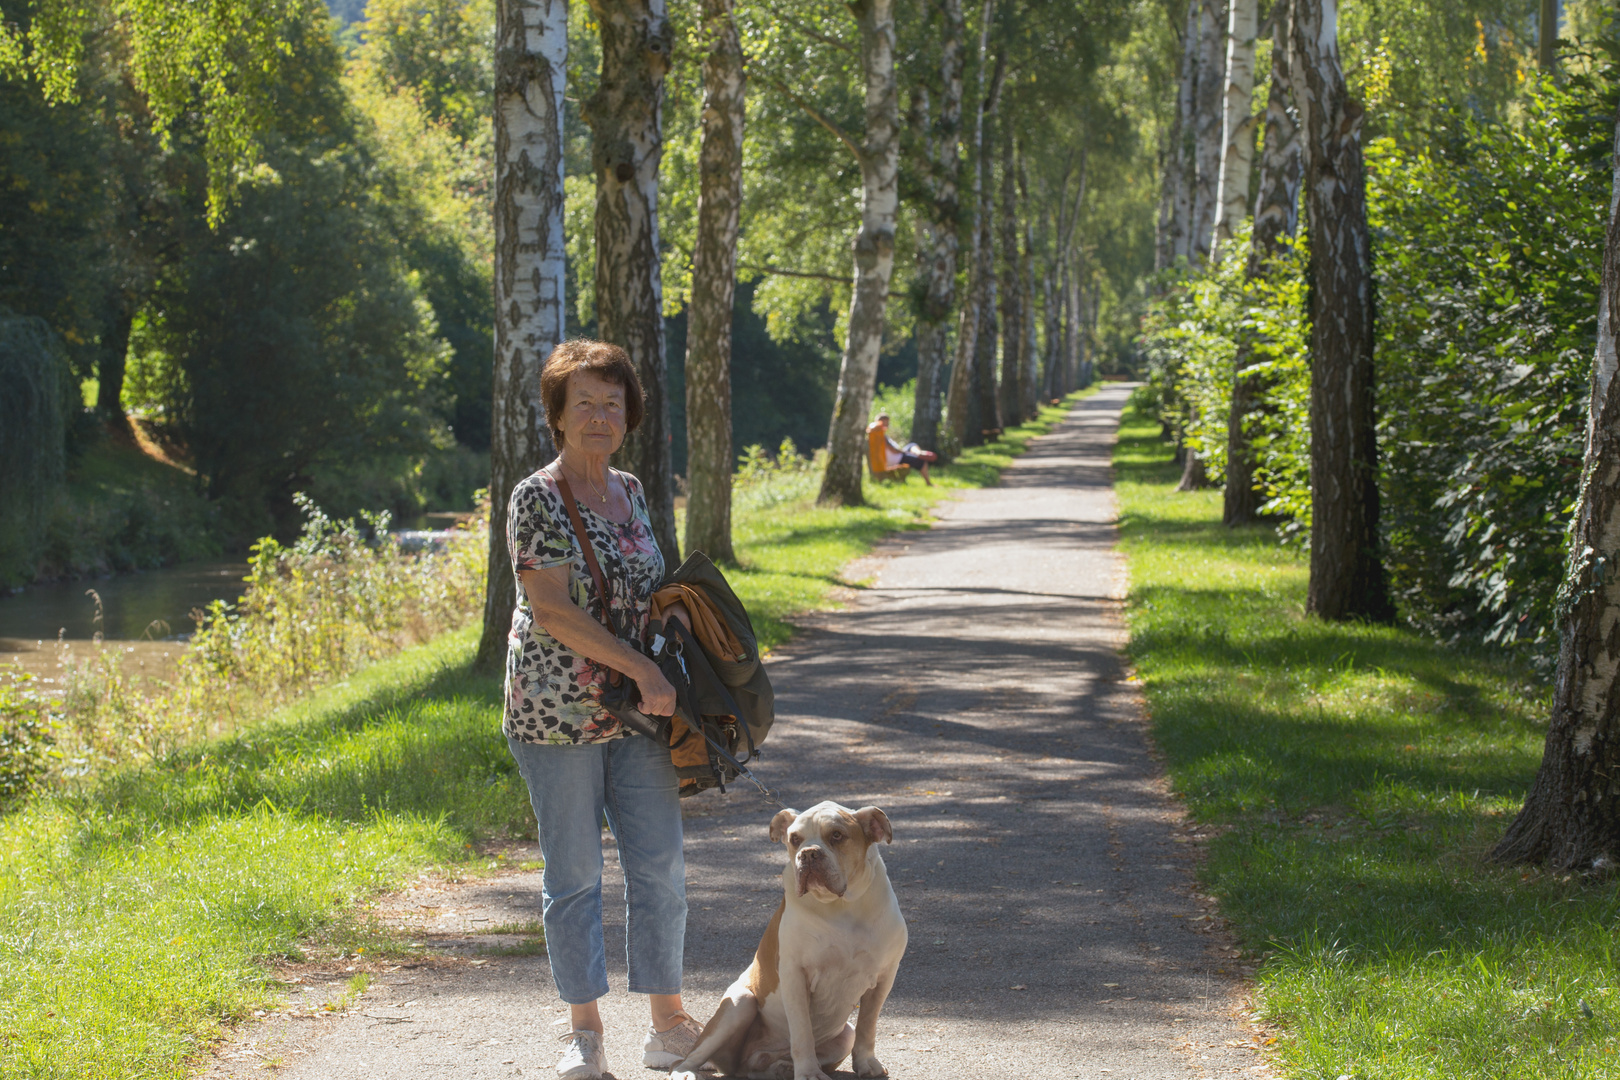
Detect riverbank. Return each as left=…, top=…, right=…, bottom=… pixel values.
left=1113, top=398, right=1620, bottom=1077
left=0, top=391, right=1093, bottom=1079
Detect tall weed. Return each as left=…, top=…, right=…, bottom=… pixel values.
left=43, top=493, right=486, bottom=777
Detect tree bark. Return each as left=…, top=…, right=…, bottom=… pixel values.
left=1042, top=268, right=1060, bottom=401
left=477, top=0, right=568, bottom=669
left=817, top=0, right=900, bottom=507
left=1539, top=0, right=1559, bottom=73
left=943, top=21, right=1001, bottom=454
left=1213, top=0, right=1256, bottom=248
left=997, top=129, right=1022, bottom=426
left=1224, top=6, right=1303, bottom=527
left=1165, top=0, right=1199, bottom=266
left=971, top=231, right=1002, bottom=441
left=1495, top=102, right=1620, bottom=869
left=98, top=300, right=135, bottom=430
left=1017, top=149, right=1040, bottom=420
left=585, top=0, right=678, bottom=561
left=1190, top=0, right=1227, bottom=264
left=682, top=0, right=744, bottom=565
left=1292, top=0, right=1392, bottom=621
left=909, top=0, right=965, bottom=456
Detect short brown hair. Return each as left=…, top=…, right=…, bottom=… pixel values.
left=540, top=339, right=645, bottom=445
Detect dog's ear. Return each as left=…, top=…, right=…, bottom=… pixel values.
left=770, top=808, right=798, bottom=844
left=854, top=806, right=893, bottom=845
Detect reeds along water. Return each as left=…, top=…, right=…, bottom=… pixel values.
left=0, top=496, right=489, bottom=801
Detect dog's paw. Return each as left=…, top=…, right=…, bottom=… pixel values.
left=671, top=1071, right=699, bottom=1080
left=794, top=1072, right=834, bottom=1080
left=853, top=1053, right=887, bottom=1078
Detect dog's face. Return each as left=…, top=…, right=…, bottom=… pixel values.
left=770, top=801, right=893, bottom=903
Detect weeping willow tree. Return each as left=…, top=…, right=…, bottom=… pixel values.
left=0, top=309, right=68, bottom=586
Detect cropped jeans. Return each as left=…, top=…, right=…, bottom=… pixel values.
left=506, top=732, right=686, bottom=1003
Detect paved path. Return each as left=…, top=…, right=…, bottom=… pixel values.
left=205, top=386, right=1269, bottom=1080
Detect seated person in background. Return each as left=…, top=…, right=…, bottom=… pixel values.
left=867, top=413, right=936, bottom=486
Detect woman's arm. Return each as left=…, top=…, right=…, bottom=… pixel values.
left=519, top=566, right=677, bottom=717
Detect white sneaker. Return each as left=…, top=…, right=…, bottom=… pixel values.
left=642, top=1011, right=705, bottom=1069
left=557, top=1029, right=606, bottom=1080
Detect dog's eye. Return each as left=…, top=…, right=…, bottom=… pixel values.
left=828, top=831, right=844, bottom=842
left=789, top=835, right=802, bottom=847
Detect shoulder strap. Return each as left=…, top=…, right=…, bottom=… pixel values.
left=546, top=462, right=617, bottom=636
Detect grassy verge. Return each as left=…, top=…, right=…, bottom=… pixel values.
left=0, top=390, right=1093, bottom=1078
left=1114, top=399, right=1620, bottom=1079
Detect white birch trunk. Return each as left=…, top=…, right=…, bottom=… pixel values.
left=1168, top=0, right=1199, bottom=264
left=586, top=0, right=677, bottom=563
left=819, top=0, right=900, bottom=506
left=1190, top=0, right=1227, bottom=263
left=909, top=0, right=965, bottom=456
left=1213, top=0, right=1257, bottom=248
left=477, top=0, right=568, bottom=668
left=683, top=0, right=745, bottom=564
left=943, top=8, right=998, bottom=452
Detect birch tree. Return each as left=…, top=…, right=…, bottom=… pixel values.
left=1161, top=0, right=1199, bottom=267
left=1190, top=0, right=1226, bottom=263
left=683, top=0, right=745, bottom=564
left=585, top=0, right=678, bottom=561
left=1017, top=149, right=1040, bottom=421
left=476, top=0, right=568, bottom=668
left=997, top=129, right=1024, bottom=426
left=908, top=0, right=966, bottom=456
left=1223, top=6, right=1302, bottom=527
left=943, top=19, right=1002, bottom=452
left=1291, top=0, right=1392, bottom=621
left=1212, top=0, right=1256, bottom=247
left=817, top=0, right=900, bottom=507
left=1492, top=100, right=1620, bottom=870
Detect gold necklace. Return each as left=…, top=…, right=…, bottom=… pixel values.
left=565, top=462, right=609, bottom=504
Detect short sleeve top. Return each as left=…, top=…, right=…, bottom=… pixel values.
left=503, top=467, right=665, bottom=744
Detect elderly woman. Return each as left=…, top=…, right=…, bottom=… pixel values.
left=503, top=339, right=699, bottom=1080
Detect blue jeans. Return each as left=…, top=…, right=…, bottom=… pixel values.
left=506, top=733, right=686, bottom=1003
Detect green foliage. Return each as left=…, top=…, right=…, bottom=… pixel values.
left=0, top=668, right=57, bottom=807
left=1115, top=405, right=1620, bottom=1080
left=869, top=378, right=918, bottom=442
left=52, top=496, right=486, bottom=774
left=0, top=309, right=70, bottom=586
left=1138, top=225, right=1312, bottom=531
left=1372, top=72, right=1613, bottom=652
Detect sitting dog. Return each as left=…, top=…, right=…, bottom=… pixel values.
left=672, top=801, right=907, bottom=1080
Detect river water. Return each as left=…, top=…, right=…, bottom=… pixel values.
left=0, top=560, right=250, bottom=687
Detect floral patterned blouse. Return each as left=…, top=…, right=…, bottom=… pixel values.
left=503, top=466, right=664, bottom=744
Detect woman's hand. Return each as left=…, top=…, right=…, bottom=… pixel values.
left=631, top=658, right=678, bottom=718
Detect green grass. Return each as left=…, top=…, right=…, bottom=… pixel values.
left=0, top=391, right=1093, bottom=1079
left=1114, top=400, right=1620, bottom=1079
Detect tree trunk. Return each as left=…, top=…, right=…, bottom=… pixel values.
left=477, top=0, right=568, bottom=670
left=1042, top=269, right=1060, bottom=401
left=1539, top=0, right=1559, bottom=73
left=585, top=0, right=678, bottom=562
left=943, top=21, right=1001, bottom=454
left=1167, top=0, right=1199, bottom=265
left=98, top=301, right=135, bottom=431
left=1494, top=101, right=1620, bottom=869
left=1213, top=0, right=1257, bottom=248
left=1016, top=148, right=1040, bottom=420
left=818, top=0, right=900, bottom=507
left=909, top=0, right=965, bottom=456
left=682, top=0, right=744, bottom=565
left=1177, top=451, right=1210, bottom=491
left=1292, top=0, right=1392, bottom=622
left=1224, top=6, right=1303, bottom=527
left=971, top=242, right=1001, bottom=441
left=1190, top=0, right=1227, bottom=263
left=997, top=130, right=1022, bottom=426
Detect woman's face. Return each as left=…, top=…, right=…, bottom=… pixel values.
left=560, top=370, right=629, bottom=456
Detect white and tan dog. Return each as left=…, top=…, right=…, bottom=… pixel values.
left=672, top=801, right=907, bottom=1080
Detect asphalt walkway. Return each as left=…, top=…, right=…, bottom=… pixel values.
left=206, top=385, right=1269, bottom=1080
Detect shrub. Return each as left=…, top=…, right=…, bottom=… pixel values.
left=0, top=668, right=58, bottom=806
left=50, top=494, right=487, bottom=776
